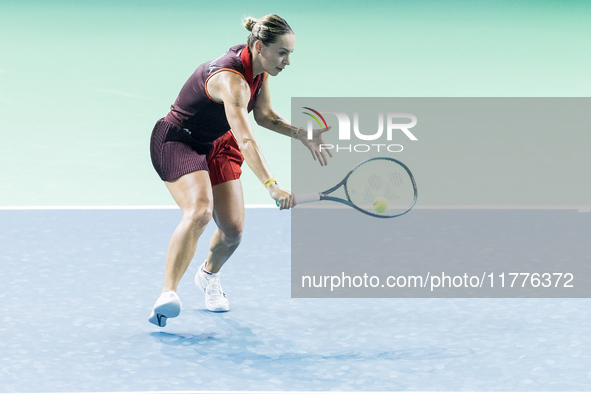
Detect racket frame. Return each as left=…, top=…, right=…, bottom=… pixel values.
left=310, top=157, right=418, bottom=218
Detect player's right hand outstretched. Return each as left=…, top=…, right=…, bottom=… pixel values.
left=295, top=126, right=333, bottom=166
left=267, top=183, right=296, bottom=210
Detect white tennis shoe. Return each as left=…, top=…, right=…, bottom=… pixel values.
left=195, top=262, right=230, bottom=312
left=148, top=290, right=182, bottom=327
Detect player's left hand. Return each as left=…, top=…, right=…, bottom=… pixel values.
left=267, top=183, right=296, bottom=210
left=296, top=126, right=332, bottom=166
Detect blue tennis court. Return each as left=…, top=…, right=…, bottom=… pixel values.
left=1, top=207, right=590, bottom=392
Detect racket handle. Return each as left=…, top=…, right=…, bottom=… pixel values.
left=295, top=193, right=321, bottom=204
left=274, top=192, right=321, bottom=207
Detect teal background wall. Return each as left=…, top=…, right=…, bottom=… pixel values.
left=1, top=0, right=589, bottom=206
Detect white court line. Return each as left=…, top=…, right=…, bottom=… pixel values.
left=289, top=205, right=591, bottom=212
left=0, top=205, right=589, bottom=212
left=0, top=205, right=276, bottom=210
left=0, top=205, right=178, bottom=210
left=415, top=205, right=591, bottom=213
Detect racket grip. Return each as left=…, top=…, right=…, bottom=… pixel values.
left=295, top=193, right=321, bottom=204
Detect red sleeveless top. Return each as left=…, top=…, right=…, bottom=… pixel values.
left=164, top=44, right=266, bottom=144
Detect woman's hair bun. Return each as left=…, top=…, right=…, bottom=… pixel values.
left=244, top=14, right=293, bottom=48
left=244, top=16, right=257, bottom=32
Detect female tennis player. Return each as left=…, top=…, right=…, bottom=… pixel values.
left=148, top=14, right=331, bottom=327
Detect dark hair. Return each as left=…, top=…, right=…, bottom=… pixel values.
left=244, top=14, right=293, bottom=49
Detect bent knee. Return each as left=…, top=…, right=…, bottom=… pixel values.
left=184, top=206, right=213, bottom=229
left=220, top=221, right=244, bottom=245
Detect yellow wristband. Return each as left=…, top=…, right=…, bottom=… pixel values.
left=264, top=178, right=277, bottom=188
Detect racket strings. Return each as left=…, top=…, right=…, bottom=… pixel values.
left=346, top=159, right=416, bottom=217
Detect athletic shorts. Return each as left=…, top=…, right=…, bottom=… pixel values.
left=150, top=118, right=243, bottom=185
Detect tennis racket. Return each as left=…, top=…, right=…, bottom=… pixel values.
left=292, top=157, right=418, bottom=218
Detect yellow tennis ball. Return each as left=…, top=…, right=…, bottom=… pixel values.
left=373, top=197, right=388, bottom=213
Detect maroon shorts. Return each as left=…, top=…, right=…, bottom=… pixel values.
left=150, top=118, right=243, bottom=185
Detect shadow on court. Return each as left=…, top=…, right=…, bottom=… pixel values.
left=150, top=313, right=473, bottom=362
left=148, top=311, right=474, bottom=390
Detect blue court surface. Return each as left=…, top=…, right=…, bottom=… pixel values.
left=1, top=207, right=591, bottom=392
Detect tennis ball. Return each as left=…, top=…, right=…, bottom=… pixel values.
left=373, top=197, right=388, bottom=213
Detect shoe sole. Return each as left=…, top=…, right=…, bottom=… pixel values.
left=148, top=300, right=181, bottom=327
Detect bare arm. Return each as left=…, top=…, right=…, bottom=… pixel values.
left=207, top=71, right=294, bottom=208
left=253, top=78, right=301, bottom=137
left=253, top=77, right=332, bottom=166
